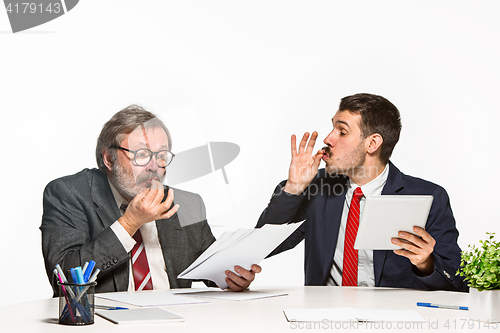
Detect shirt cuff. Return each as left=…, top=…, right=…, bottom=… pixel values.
left=110, top=221, right=136, bottom=252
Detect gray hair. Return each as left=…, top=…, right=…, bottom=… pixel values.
left=95, top=105, right=172, bottom=172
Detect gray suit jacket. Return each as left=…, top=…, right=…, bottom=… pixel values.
left=40, top=168, right=216, bottom=296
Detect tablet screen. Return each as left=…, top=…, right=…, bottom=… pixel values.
left=354, top=195, right=433, bottom=250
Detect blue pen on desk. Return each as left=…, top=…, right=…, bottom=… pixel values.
left=94, top=305, right=129, bottom=310
left=417, top=302, right=468, bottom=311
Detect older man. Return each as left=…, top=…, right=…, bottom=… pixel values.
left=41, top=105, right=259, bottom=295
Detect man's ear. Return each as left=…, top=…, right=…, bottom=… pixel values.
left=367, top=133, right=383, bottom=154
left=102, top=148, right=113, bottom=171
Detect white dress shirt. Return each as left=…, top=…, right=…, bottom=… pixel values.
left=326, top=164, right=389, bottom=287
left=108, top=180, right=170, bottom=291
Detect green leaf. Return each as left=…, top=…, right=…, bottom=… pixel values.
left=457, top=232, right=500, bottom=290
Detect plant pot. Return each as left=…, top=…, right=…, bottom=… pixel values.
left=469, top=287, right=500, bottom=322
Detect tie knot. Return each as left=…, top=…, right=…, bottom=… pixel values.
left=353, top=187, right=364, bottom=199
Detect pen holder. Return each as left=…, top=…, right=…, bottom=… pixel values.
left=57, top=281, right=96, bottom=325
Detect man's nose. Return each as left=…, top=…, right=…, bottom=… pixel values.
left=323, top=131, right=334, bottom=146
left=145, top=154, right=159, bottom=172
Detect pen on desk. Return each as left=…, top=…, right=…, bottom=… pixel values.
left=417, top=302, right=468, bottom=311
left=94, top=305, right=129, bottom=310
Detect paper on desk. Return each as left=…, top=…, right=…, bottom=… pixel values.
left=284, top=308, right=426, bottom=323
left=96, top=290, right=209, bottom=307
left=178, top=221, right=304, bottom=289
left=174, top=288, right=288, bottom=301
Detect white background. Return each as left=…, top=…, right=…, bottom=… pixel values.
left=1, top=0, right=499, bottom=307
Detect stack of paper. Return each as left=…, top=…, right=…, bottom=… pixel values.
left=178, top=221, right=304, bottom=289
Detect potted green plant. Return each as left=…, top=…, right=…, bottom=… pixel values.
left=457, top=232, right=500, bottom=322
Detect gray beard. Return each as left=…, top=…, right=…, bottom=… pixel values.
left=111, top=162, right=165, bottom=201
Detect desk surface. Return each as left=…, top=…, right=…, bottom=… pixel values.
left=1, top=286, right=487, bottom=332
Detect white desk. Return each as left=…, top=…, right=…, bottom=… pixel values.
left=1, top=286, right=486, bottom=332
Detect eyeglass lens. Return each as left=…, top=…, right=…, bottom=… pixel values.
left=134, top=149, right=173, bottom=167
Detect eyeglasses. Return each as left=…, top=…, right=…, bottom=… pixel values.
left=112, top=146, right=175, bottom=168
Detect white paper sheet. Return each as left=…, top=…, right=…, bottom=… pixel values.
left=174, top=289, right=288, bottom=301
left=178, top=221, right=304, bottom=289
left=284, top=308, right=427, bottom=323
left=96, top=307, right=184, bottom=324
left=96, top=290, right=209, bottom=307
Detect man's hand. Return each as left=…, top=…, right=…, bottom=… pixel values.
left=118, top=180, right=179, bottom=236
left=283, top=132, right=324, bottom=194
left=225, top=264, right=262, bottom=291
left=392, top=226, right=436, bottom=275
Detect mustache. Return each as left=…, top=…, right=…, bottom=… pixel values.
left=322, top=146, right=331, bottom=156
left=136, top=172, right=162, bottom=184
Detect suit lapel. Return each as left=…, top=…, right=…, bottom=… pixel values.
left=323, top=180, right=348, bottom=282
left=90, top=170, right=121, bottom=229
left=155, top=187, right=192, bottom=289
left=156, top=211, right=188, bottom=289
left=373, top=162, right=404, bottom=286
left=89, top=169, right=128, bottom=292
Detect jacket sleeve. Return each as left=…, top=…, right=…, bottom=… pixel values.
left=256, top=181, right=309, bottom=257
left=40, top=178, right=129, bottom=296
left=412, top=186, right=468, bottom=291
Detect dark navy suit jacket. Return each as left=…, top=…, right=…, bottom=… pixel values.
left=257, top=162, right=467, bottom=291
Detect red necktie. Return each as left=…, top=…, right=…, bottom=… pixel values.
left=131, top=229, right=153, bottom=291
left=120, top=203, right=153, bottom=291
left=342, top=187, right=364, bottom=287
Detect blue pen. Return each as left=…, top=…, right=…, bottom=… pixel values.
left=60, top=267, right=91, bottom=322
left=95, top=305, right=129, bottom=310
left=82, top=262, right=89, bottom=275
left=417, top=302, right=468, bottom=311
left=73, top=267, right=92, bottom=322
left=70, top=268, right=78, bottom=284
left=76, top=269, right=100, bottom=301
left=83, top=261, right=96, bottom=283
left=74, top=267, right=85, bottom=284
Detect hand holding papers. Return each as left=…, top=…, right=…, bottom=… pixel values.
left=178, top=221, right=304, bottom=289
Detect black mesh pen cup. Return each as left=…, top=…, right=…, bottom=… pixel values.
left=57, top=281, right=96, bottom=325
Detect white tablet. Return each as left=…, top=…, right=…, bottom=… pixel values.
left=353, top=195, right=433, bottom=250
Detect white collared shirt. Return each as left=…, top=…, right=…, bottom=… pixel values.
left=326, top=164, right=389, bottom=287
left=108, top=180, right=170, bottom=291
